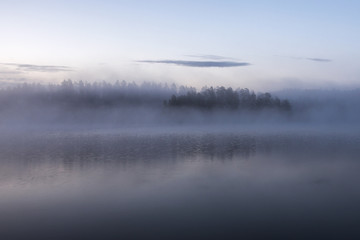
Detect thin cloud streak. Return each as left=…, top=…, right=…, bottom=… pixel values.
left=0, top=70, right=22, bottom=75
left=306, top=58, right=332, bottom=62
left=277, top=55, right=332, bottom=63
left=1, top=63, right=73, bottom=72
left=138, top=60, right=250, bottom=68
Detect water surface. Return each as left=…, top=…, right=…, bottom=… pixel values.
left=0, top=127, right=359, bottom=239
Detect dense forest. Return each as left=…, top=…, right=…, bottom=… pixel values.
left=0, top=80, right=291, bottom=111
left=1, top=80, right=359, bottom=126
left=167, top=87, right=291, bottom=111
left=0, top=80, right=176, bottom=109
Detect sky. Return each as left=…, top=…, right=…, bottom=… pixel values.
left=1, top=0, right=360, bottom=91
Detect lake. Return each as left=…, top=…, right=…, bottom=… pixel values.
left=0, top=126, right=360, bottom=239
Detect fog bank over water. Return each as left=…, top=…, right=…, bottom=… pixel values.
left=0, top=80, right=359, bottom=129
left=1, top=82, right=359, bottom=240
left=1, top=130, right=360, bottom=239
left=275, top=88, right=360, bottom=124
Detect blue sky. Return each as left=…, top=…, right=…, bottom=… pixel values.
left=1, top=0, right=360, bottom=90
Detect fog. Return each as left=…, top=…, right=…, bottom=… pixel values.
left=1, top=128, right=360, bottom=239
left=1, top=81, right=360, bottom=239
left=275, top=88, right=360, bottom=124
left=0, top=80, right=359, bottom=130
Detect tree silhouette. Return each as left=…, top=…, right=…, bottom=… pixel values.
left=167, top=86, right=291, bottom=112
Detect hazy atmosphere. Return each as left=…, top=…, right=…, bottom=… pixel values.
left=1, top=1, right=360, bottom=240
left=1, top=0, right=360, bottom=90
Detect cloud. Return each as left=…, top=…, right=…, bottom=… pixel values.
left=276, top=55, right=332, bottom=63
left=0, top=63, right=73, bottom=72
left=306, top=58, right=332, bottom=62
left=138, top=60, right=250, bottom=68
left=0, top=77, right=28, bottom=84
left=0, top=70, right=22, bottom=75
left=0, top=77, right=26, bottom=81
left=185, top=54, right=238, bottom=60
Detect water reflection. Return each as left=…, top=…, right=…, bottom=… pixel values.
left=0, top=130, right=360, bottom=239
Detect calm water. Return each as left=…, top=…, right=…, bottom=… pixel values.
left=0, top=127, right=360, bottom=239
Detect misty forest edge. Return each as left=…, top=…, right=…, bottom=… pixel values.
left=0, top=80, right=291, bottom=112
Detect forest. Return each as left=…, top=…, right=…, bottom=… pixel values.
left=167, top=86, right=291, bottom=111
left=0, top=80, right=291, bottom=111
left=1, top=80, right=359, bottom=126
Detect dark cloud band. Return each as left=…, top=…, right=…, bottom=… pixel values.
left=185, top=54, right=238, bottom=60
left=138, top=60, right=250, bottom=68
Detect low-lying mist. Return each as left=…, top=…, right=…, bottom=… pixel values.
left=0, top=80, right=359, bottom=129
left=275, top=88, right=360, bottom=124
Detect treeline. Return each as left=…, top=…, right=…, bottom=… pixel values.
left=0, top=80, right=178, bottom=109
left=0, top=80, right=290, bottom=112
left=166, top=87, right=291, bottom=111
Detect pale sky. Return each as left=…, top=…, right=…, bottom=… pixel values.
left=1, top=0, right=360, bottom=90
